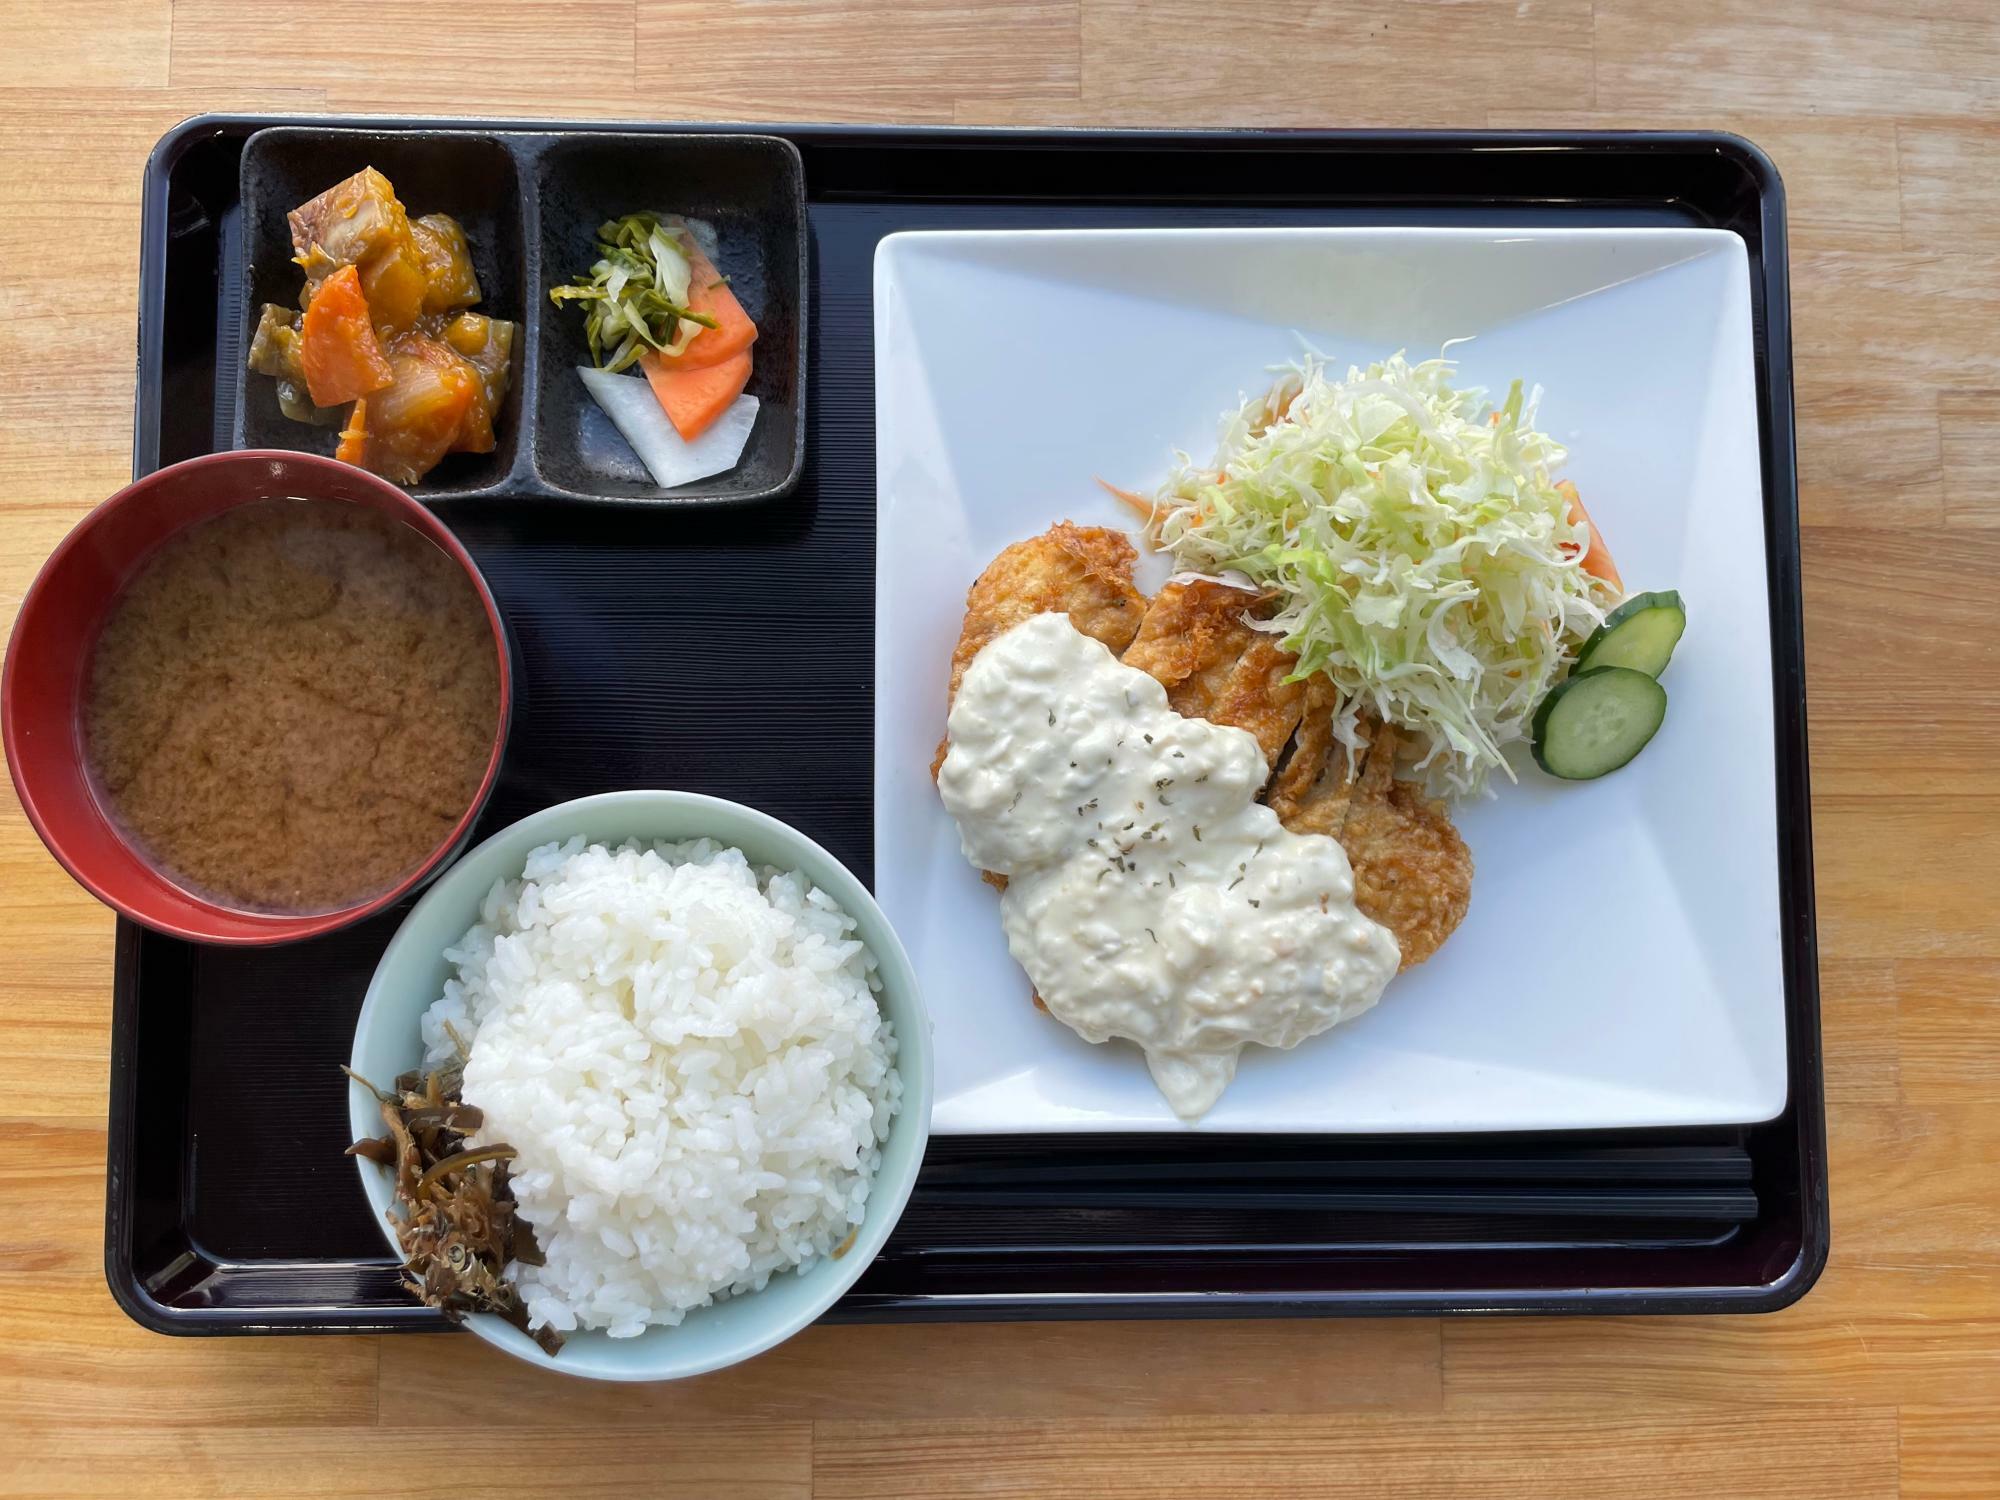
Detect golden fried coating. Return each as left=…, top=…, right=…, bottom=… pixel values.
left=937, top=522, right=1146, bottom=754
left=1269, top=714, right=1473, bottom=970
left=1122, top=584, right=1471, bottom=967
left=1267, top=673, right=1348, bottom=833
left=1120, top=581, right=1306, bottom=768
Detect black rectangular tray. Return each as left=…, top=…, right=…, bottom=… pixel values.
left=110, top=116, right=1822, bottom=1333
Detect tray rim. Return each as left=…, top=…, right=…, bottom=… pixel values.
left=112, top=115, right=1823, bottom=1334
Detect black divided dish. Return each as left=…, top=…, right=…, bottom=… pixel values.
left=534, top=133, right=805, bottom=504
left=119, top=119, right=1822, bottom=1334
left=236, top=126, right=806, bottom=506
left=237, top=129, right=529, bottom=499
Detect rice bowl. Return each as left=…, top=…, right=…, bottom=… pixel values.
left=422, top=836, right=900, bottom=1340
left=348, top=790, right=932, bottom=1381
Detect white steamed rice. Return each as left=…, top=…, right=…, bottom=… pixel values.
left=419, top=836, right=900, bottom=1339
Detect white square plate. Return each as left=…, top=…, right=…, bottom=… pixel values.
left=873, top=226, right=1786, bottom=1134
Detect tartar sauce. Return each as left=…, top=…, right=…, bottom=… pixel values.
left=938, top=613, right=1400, bottom=1119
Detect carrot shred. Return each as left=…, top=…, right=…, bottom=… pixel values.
left=1556, top=479, right=1623, bottom=593
left=1097, top=478, right=1156, bottom=520
left=335, top=398, right=369, bottom=467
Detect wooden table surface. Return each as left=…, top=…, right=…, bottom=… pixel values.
left=4, top=2, right=1998, bottom=1495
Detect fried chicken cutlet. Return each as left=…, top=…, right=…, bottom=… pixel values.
left=1269, top=704, right=1473, bottom=971
left=935, top=522, right=1147, bottom=905
left=937, top=523, right=1471, bottom=971
left=1124, top=584, right=1469, bottom=968
left=934, top=522, right=1146, bottom=778
left=1120, top=580, right=1307, bottom=767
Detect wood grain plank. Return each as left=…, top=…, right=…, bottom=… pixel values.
left=0, top=88, right=326, bottom=206
left=1830, top=1105, right=2000, bottom=1267
left=636, top=0, right=1081, bottom=124
left=0, top=203, right=145, bottom=497
left=0, top=316, right=133, bottom=497
left=813, top=1408, right=1899, bottom=1499
left=9, top=2, right=171, bottom=90
left=1594, top=0, right=2000, bottom=116
left=1897, top=121, right=2000, bottom=255
left=1896, top=960, right=2000, bottom=1104
left=1899, top=1405, right=2000, bottom=1500
left=1794, top=382, right=1944, bottom=530
left=0, top=473, right=126, bottom=581
left=1791, top=251, right=2000, bottom=392
left=168, top=3, right=636, bottom=96
left=0, top=88, right=326, bottom=503
left=0, top=1121, right=102, bottom=1279
left=5, top=1425, right=811, bottom=1499
left=0, top=1294, right=379, bottom=1429
left=0, top=832, right=114, bottom=1120
left=1801, top=527, right=2000, bottom=802
left=995, top=0, right=1596, bottom=129
left=325, top=83, right=656, bottom=118
left=1818, top=958, right=1899, bottom=1107
left=380, top=1318, right=1441, bottom=1422
left=0, top=1120, right=371, bottom=1431
left=1441, top=1265, right=2000, bottom=1409
left=1939, top=390, right=2000, bottom=527
left=1814, top=796, right=2000, bottom=960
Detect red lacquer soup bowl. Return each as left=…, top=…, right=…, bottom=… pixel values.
left=2, top=451, right=512, bottom=945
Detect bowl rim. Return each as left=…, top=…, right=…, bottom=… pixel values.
left=346, top=787, right=934, bottom=1381
left=1, top=449, right=514, bottom=946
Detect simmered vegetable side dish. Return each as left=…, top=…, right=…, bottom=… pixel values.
left=345, top=1059, right=562, bottom=1355
left=248, top=167, right=517, bottom=485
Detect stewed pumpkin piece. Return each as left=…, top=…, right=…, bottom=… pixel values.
left=411, top=213, right=484, bottom=315
left=439, top=311, right=515, bottom=417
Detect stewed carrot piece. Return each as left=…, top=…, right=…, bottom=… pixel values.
left=300, top=265, right=393, bottom=407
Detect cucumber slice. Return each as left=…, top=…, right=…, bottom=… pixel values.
left=1573, top=589, right=1685, bottom=678
left=1532, top=667, right=1668, bottom=780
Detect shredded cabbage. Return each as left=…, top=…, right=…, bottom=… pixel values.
left=1145, top=352, right=1615, bottom=799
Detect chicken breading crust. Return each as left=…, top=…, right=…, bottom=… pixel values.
left=1269, top=713, right=1473, bottom=970
left=934, top=522, right=1146, bottom=779
left=1120, top=580, right=1307, bottom=768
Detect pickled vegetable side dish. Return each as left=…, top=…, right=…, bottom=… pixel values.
left=248, top=167, right=517, bottom=485
left=551, top=212, right=765, bottom=489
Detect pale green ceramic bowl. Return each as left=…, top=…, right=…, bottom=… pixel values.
left=347, top=790, right=932, bottom=1381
